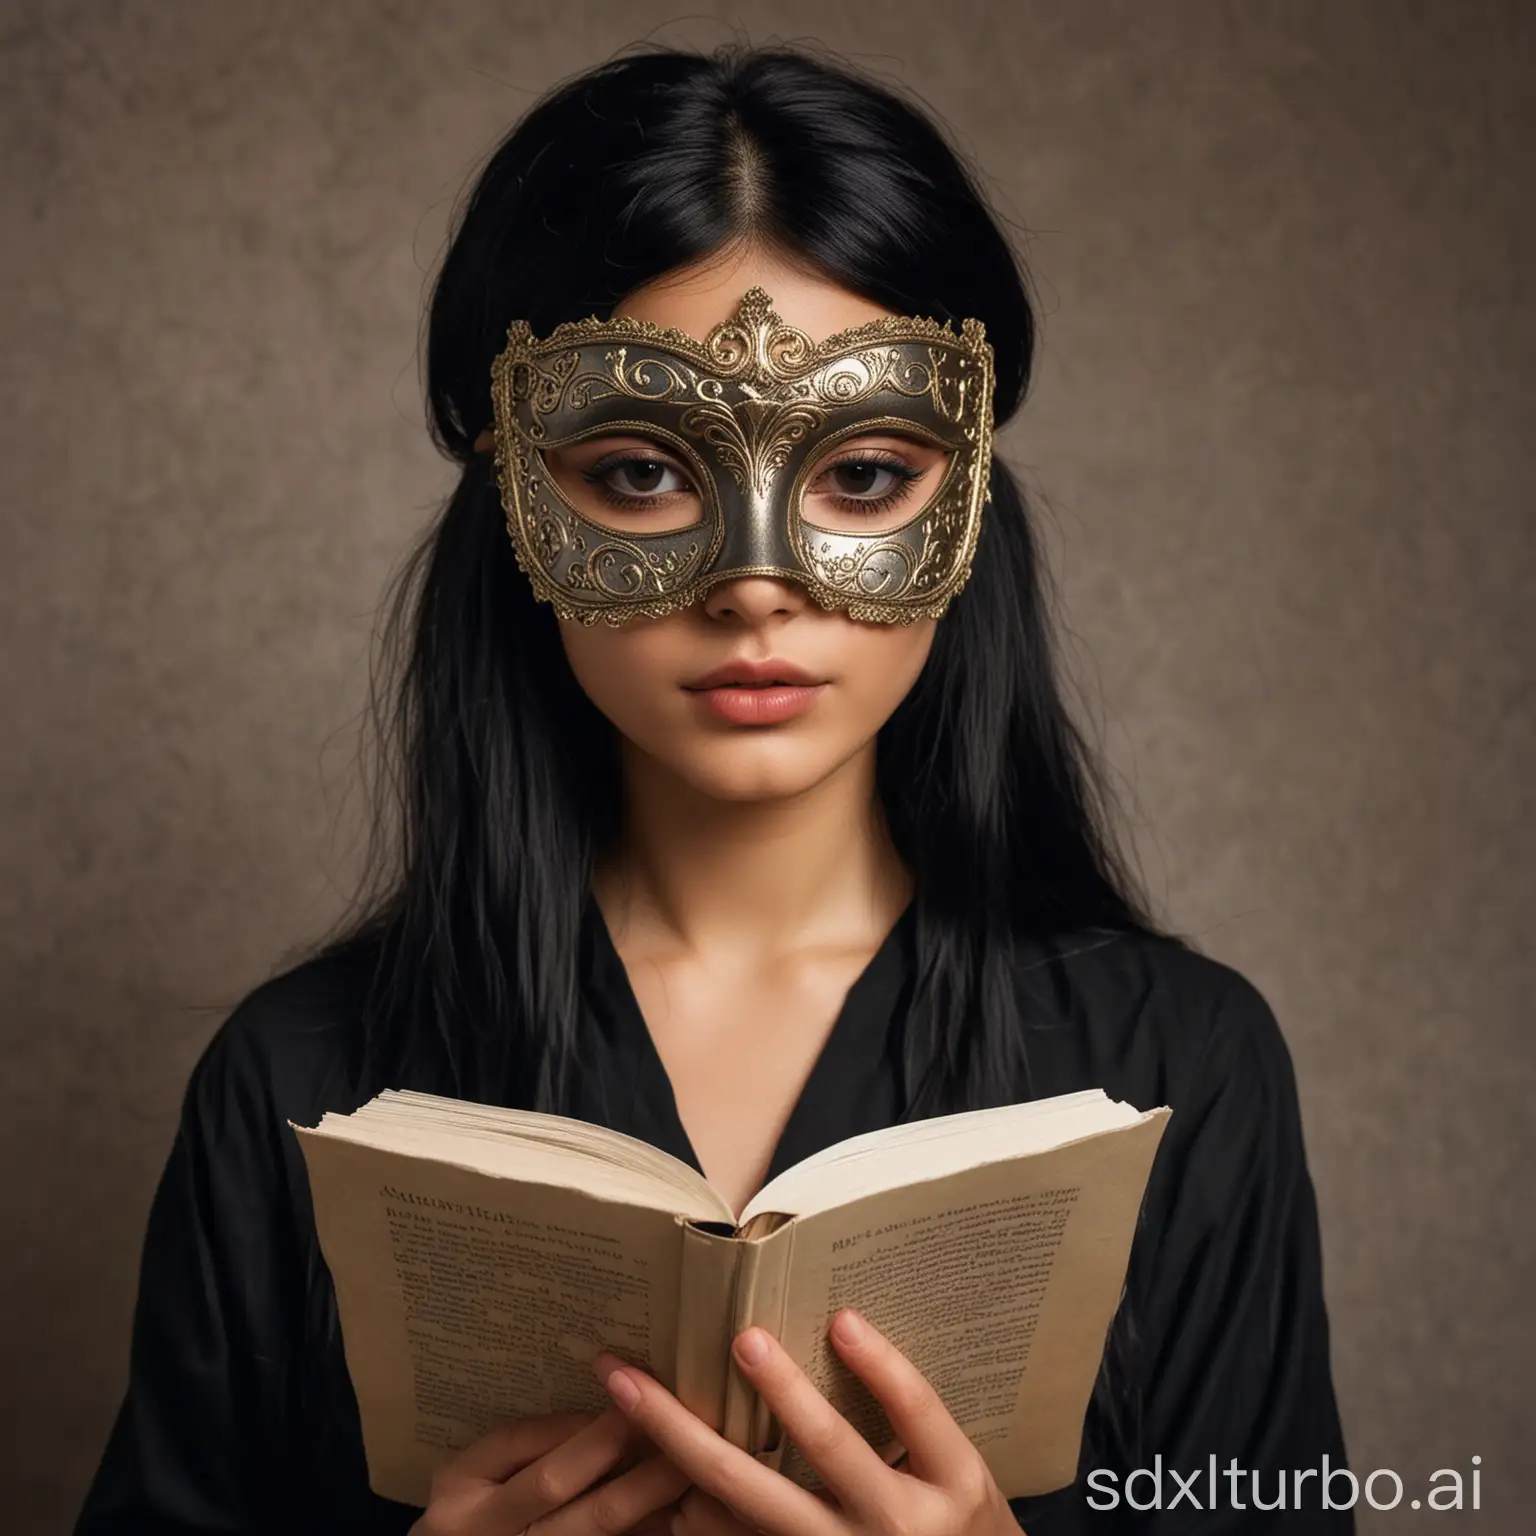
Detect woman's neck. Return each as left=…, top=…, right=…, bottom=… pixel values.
left=592, top=738, right=912, bottom=962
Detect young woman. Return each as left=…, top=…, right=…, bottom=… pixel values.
left=76, top=43, right=1351, bottom=1536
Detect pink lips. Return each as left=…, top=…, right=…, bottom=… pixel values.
left=682, top=657, right=828, bottom=725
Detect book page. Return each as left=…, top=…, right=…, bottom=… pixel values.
left=355, top=1089, right=733, bottom=1219
left=742, top=1089, right=1142, bottom=1225
left=293, top=1128, right=687, bottom=1508
left=759, top=1112, right=1169, bottom=1499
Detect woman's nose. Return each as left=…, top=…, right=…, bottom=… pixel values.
left=701, top=574, right=810, bottom=625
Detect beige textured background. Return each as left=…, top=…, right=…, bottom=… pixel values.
left=2, top=2, right=1530, bottom=1531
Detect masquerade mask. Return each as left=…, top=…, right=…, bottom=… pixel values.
left=484, top=287, right=995, bottom=625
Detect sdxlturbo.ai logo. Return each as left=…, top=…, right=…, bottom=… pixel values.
left=1086, top=1455, right=1483, bottom=1513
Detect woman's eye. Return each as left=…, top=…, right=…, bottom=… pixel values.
left=821, top=459, right=920, bottom=500
left=593, top=457, right=690, bottom=498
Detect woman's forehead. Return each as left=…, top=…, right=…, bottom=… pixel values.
left=614, top=245, right=893, bottom=345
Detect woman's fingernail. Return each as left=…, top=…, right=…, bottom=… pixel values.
left=833, top=1309, right=865, bottom=1346
left=733, top=1328, right=769, bottom=1366
left=604, top=1367, right=641, bottom=1410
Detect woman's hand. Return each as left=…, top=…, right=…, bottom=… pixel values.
left=592, top=1308, right=1023, bottom=1535
left=407, top=1406, right=692, bottom=1535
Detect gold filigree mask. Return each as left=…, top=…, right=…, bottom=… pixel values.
left=484, top=287, right=995, bottom=625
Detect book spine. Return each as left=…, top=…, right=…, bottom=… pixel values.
left=721, top=1224, right=796, bottom=1460
left=674, top=1221, right=742, bottom=1434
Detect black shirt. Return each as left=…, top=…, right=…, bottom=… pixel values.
left=76, top=899, right=1353, bottom=1533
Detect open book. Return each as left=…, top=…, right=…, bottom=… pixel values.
left=292, top=1088, right=1170, bottom=1508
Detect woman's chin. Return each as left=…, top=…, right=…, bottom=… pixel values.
left=660, top=741, right=855, bottom=805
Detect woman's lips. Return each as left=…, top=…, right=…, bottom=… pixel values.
left=682, top=656, right=827, bottom=725
left=686, top=682, right=827, bottom=725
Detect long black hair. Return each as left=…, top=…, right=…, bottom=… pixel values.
left=300, top=41, right=1170, bottom=1474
